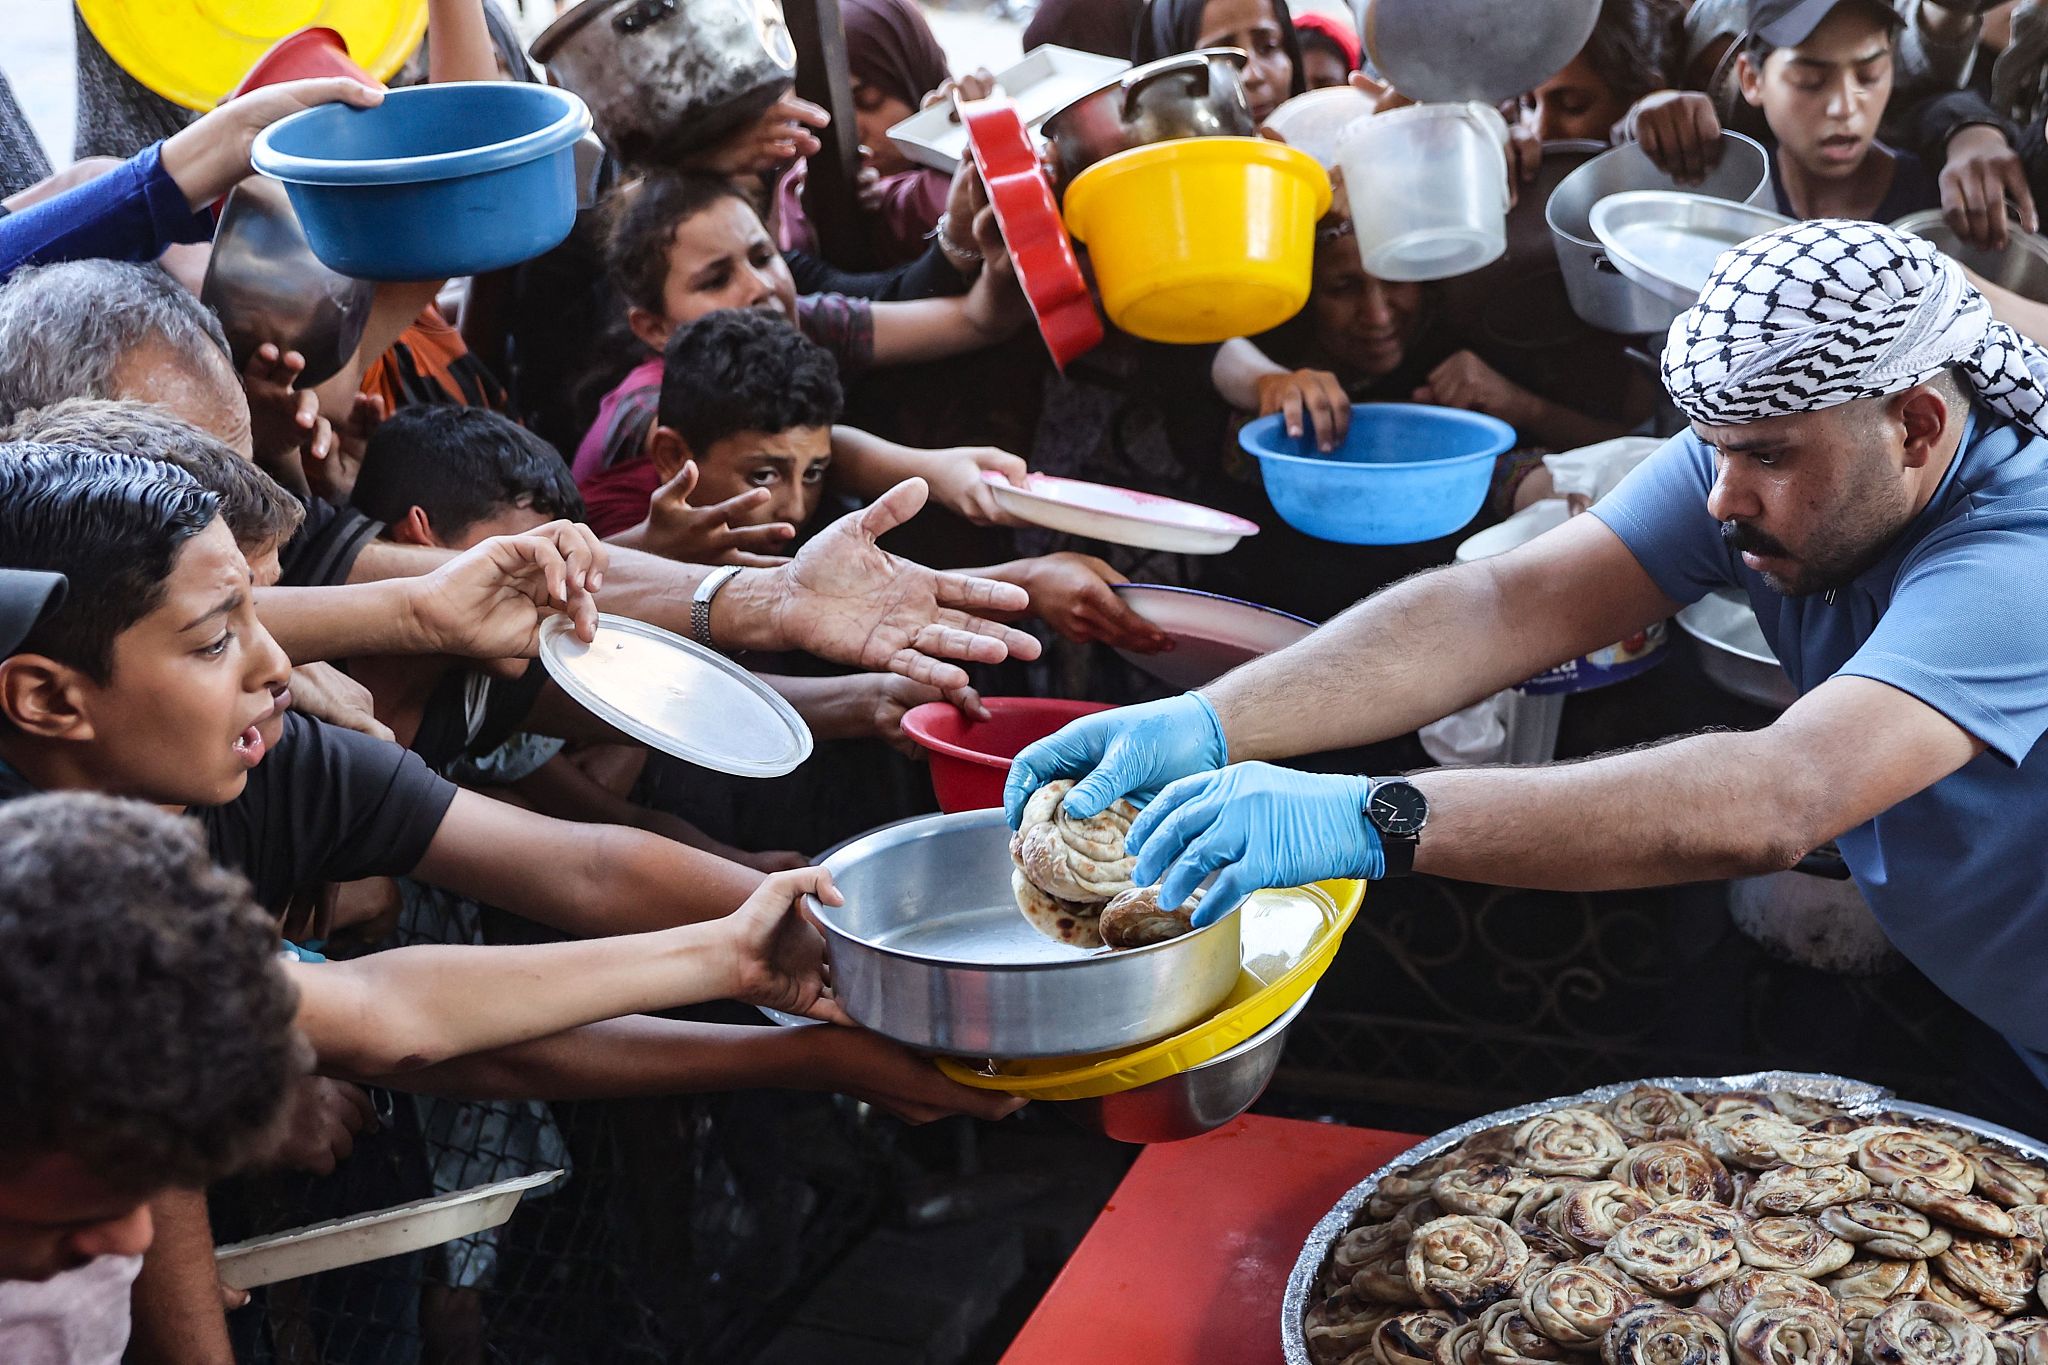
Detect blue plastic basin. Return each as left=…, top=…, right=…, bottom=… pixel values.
left=252, top=83, right=591, bottom=282
left=1238, top=403, right=1516, bottom=544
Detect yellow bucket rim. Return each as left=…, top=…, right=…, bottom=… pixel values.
left=79, top=0, right=427, bottom=111
left=937, top=876, right=1362, bottom=1101
left=1063, top=135, right=1333, bottom=243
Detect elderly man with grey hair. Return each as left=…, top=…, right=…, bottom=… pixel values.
left=0, top=259, right=1042, bottom=693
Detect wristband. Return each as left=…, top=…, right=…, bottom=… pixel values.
left=691, top=564, right=745, bottom=652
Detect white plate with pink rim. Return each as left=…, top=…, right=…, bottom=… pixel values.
left=982, top=472, right=1260, bottom=555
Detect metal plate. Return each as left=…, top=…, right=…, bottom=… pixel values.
left=1363, top=0, right=1600, bottom=105
left=215, top=1170, right=560, bottom=1290
left=887, top=44, right=1130, bottom=174
left=1111, top=584, right=1316, bottom=690
left=538, top=613, right=812, bottom=777
left=1676, top=587, right=1797, bottom=711
left=986, top=473, right=1260, bottom=555
left=1590, top=190, right=1794, bottom=308
left=1280, top=1071, right=2048, bottom=1364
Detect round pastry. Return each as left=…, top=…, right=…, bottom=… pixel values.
left=2012, top=1208, right=2048, bottom=1244
left=1407, top=1215, right=1530, bottom=1313
left=1707, top=1094, right=1785, bottom=1116
left=1355, top=1242, right=1424, bottom=1305
left=1938, top=1238, right=2044, bottom=1316
left=1378, top=1156, right=1456, bottom=1209
left=1436, top=1164, right=1545, bottom=1220
left=1458, top=1128, right=1526, bottom=1167
left=1516, top=1251, right=1568, bottom=1300
left=1821, top=1200, right=1957, bottom=1260
left=1699, top=1269, right=1844, bottom=1328
left=1989, top=1321, right=2048, bottom=1365
left=1096, top=884, right=1197, bottom=949
left=1735, top=1216, right=1857, bottom=1278
left=1009, top=867, right=1104, bottom=948
left=1517, top=1110, right=1632, bottom=1178
left=1334, top=1220, right=1409, bottom=1274
left=1859, top=1128, right=1978, bottom=1195
left=1305, top=1288, right=1393, bottom=1365
left=1010, top=779, right=1139, bottom=906
left=1777, top=1132, right=1863, bottom=1170
left=1826, top=1257, right=1933, bottom=1308
left=1864, top=1300, right=2000, bottom=1365
left=1928, top=1271, right=2011, bottom=1326
left=1898, top=1178, right=2022, bottom=1239
left=1602, top=1302, right=1732, bottom=1365
left=1745, top=1166, right=1874, bottom=1217
left=1607, top=1208, right=1746, bottom=1295
left=1728, top=1299, right=1853, bottom=1365
left=1441, top=1319, right=1489, bottom=1365
left=1513, top=1182, right=1594, bottom=1262
left=1616, top=1141, right=1737, bottom=1206
left=1372, top=1309, right=1459, bottom=1365
left=1525, top=1261, right=1646, bottom=1347
left=1768, top=1094, right=1851, bottom=1128
left=1479, top=1299, right=1568, bottom=1365
left=1695, top=1111, right=1817, bottom=1170
left=1969, top=1152, right=2048, bottom=1211
left=1560, top=1181, right=1658, bottom=1251
left=1608, top=1087, right=1708, bottom=1143
left=1665, top=1199, right=1752, bottom=1237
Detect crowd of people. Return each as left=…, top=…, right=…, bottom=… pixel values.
left=3, top=0, right=2048, bottom=1359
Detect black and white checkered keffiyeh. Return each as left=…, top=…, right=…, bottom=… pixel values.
left=1660, top=219, right=2048, bottom=438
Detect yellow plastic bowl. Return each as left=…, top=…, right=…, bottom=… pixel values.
left=1062, top=137, right=1332, bottom=345
left=80, top=0, right=427, bottom=111
left=937, top=877, right=1362, bottom=1101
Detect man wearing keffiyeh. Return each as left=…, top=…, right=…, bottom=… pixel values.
left=1010, top=218, right=2048, bottom=1136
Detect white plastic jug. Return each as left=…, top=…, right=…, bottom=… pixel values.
left=1338, top=101, right=1509, bottom=282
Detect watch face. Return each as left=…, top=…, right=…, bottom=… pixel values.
left=1369, top=781, right=1428, bottom=838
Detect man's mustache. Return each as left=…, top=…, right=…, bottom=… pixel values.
left=1721, top=519, right=1791, bottom=559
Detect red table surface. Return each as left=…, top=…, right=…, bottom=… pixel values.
left=1002, top=1115, right=1422, bottom=1365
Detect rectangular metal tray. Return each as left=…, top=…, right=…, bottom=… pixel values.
left=886, top=45, right=1129, bottom=173
left=1280, top=1071, right=2048, bottom=1365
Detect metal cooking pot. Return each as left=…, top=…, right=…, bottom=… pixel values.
left=1546, top=131, right=1771, bottom=335
left=1674, top=587, right=1797, bottom=711
left=1040, top=49, right=1255, bottom=189
left=1361, top=0, right=1600, bottom=105
left=530, top=0, right=796, bottom=169
left=809, top=809, right=1245, bottom=1059
left=1892, top=209, right=2048, bottom=305
left=200, top=177, right=374, bottom=389
left=1055, top=989, right=1313, bottom=1143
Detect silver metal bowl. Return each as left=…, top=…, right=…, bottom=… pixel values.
left=200, top=177, right=374, bottom=388
left=1040, top=48, right=1255, bottom=188
left=1054, top=988, right=1313, bottom=1143
left=1589, top=189, right=1793, bottom=308
left=811, top=809, right=1244, bottom=1059
left=1675, top=587, right=1797, bottom=710
left=1892, top=209, right=2048, bottom=304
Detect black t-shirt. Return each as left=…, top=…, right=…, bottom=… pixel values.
left=407, top=660, right=550, bottom=775
left=276, top=496, right=383, bottom=589
left=0, top=712, right=458, bottom=914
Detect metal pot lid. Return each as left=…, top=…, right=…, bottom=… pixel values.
left=537, top=613, right=813, bottom=777
left=1589, top=190, right=1793, bottom=308
left=1363, top=0, right=1600, bottom=104
left=1040, top=46, right=1250, bottom=129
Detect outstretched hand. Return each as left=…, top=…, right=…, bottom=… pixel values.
left=408, top=520, right=609, bottom=658
left=720, top=867, right=848, bottom=1023
left=624, top=459, right=796, bottom=566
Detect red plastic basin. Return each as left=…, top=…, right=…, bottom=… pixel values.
left=901, top=697, right=1114, bottom=812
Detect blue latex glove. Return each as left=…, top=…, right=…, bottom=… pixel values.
left=1003, top=693, right=1228, bottom=829
left=1128, top=763, right=1386, bottom=926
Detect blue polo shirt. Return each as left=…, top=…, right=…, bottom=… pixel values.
left=1591, top=409, right=2048, bottom=1083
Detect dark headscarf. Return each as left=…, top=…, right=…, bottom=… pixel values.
left=1023, top=0, right=1147, bottom=60
left=1132, top=0, right=1306, bottom=97
left=843, top=0, right=953, bottom=108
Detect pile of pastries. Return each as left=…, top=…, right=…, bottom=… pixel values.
left=1008, top=779, right=1196, bottom=949
left=1303, top=1086, right=2048, bottom=1365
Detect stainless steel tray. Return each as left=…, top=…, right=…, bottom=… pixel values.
left=1589, top=191, right=1793, bottom=308
left=1280, top=1071, right=2048, bottom=1365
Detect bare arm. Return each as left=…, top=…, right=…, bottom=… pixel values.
left=1209, top=514, right=1678, bottom=760
left=412, top=789, right=765, bottom=934
left=127, top=1189, right=236, bottom=1365
left=257, top=580, right=433, bottom=660
left=867, top=277, right=1020, bottom=366
left=1408, top=676, right=1983, bottom=888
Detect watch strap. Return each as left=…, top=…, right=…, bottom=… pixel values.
left=1378, top=833, right=1416, bottom=878
left=691, top=564, right=745, bottom=652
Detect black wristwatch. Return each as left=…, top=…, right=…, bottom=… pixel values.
left=1364, top=778, right=1428, bottom=878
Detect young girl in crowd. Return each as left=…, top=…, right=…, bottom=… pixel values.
left=575, top=173, right=1027, bottom=539
left=1133, top=0, right=1306, bottom=122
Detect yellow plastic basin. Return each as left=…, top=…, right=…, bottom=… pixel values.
left=80, top=0, right=427, bottom=111
left=937, top=877, right=1362, bottom=1101
left=1062, top=136, right=1331, bottom=345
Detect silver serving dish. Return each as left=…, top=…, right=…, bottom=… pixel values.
left=1040, top=48, right=1255, bottom=188
left=200, top=177, right=374, bottom=389
left=1363, top=0, right=1600, bottom=105
left=1546, top=133, right=1771, bottom=335
left=1281, top=1071, right=2048, bottom=1365
left=1590, top=190, right=1793, bottom=309
left=810, top=809, right=1244, bottom=1059
left=531, top=0, right=796, bottom=169
left=1676, top=587, right=1797, bottom=711
left=1057, top=988, right=1313, bottom=1144
left=1892, top=208, right=2048, bottom=305
left=1111, top=583, right=1315, bottom=692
